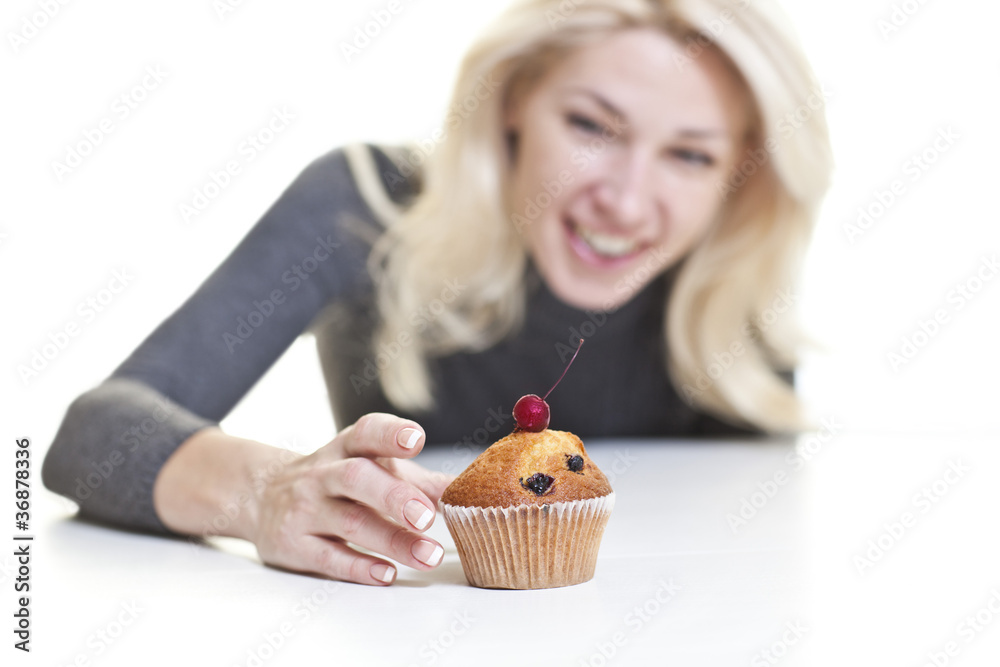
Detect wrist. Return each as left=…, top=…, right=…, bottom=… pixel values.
left=153, top=427, right=299, bottom=541
left=232, top=445, right=303, bottom=542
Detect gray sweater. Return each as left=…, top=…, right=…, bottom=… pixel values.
left=42, top=145, right=755, bottom=534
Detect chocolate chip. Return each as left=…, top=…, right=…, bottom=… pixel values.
left=566, top=455, right=584, bottom=473
left=521, top=472, right=554, bottom=496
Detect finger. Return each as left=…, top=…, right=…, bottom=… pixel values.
left=325, top=457, right=438, bottom=532
left=279, top=535, right=398, bottom=586
left=320, top=498, right=444, bottom=570
left=332, top=413, right=426, bottom=461
left=392, top=459, right=456, bottom=504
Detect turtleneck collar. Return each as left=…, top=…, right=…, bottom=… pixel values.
left=521, top=258, right=678, bottom=340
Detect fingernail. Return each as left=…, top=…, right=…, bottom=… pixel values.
left=404, top=500, right=434, bottom=531
left=398, top=428, right=422, bottom=449
left=412, top=540, right=444, bottom=567
left=371, top=563, right=395, bottom=584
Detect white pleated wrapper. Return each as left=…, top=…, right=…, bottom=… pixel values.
left=440, top=493, right=615, bottom=589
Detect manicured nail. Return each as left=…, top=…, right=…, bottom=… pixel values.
left=412, top=540, right=444, bottom=567
left=404, top=500, right=434, bottom=531
left=398, top=428, right=422, bottom=449
left=371, top=563, right=395, bottom=584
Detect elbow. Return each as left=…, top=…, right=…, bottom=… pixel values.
left=42, top=385, right=110, bottom=501
left=41, top=377, right=216, bottom=533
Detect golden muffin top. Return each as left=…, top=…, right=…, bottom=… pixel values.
left=441, top=429, right=613, bottom=508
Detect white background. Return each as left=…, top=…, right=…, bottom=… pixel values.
left=4, top=0, right=999, bottom=452
left=2, top=3, right=1000, bottom=666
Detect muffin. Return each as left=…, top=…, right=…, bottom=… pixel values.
left=440, top=428, right=614, bottom=589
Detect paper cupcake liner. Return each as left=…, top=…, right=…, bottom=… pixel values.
left=440, top=493, right=615, bottom=590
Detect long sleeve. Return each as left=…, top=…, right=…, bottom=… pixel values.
left=42, top=146, right=381, bottom=533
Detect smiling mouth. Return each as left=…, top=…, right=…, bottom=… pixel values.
left=565, top=217, right=644, bottom=261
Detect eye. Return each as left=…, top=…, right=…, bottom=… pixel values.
left=566, top=113, right=605, bottom=135
left=521, top=473, right=554, bottom=496
left=671, top=148, right=715, bottom=167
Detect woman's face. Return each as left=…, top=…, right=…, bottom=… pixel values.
left=506, top=28, right=749, bottom=311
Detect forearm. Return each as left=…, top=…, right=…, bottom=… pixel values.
left=152, top=427, right=300, bottom=540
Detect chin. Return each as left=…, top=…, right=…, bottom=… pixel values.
left=546, top=274, right=628, bottom=312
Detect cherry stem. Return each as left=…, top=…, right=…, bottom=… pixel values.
left=543, top=338, right=584, bottom=401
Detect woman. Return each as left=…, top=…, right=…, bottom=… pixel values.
left=42, top=0, right=832, bottom=586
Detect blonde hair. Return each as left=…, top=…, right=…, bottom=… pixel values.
left=354, top=0, right=833, bottom=433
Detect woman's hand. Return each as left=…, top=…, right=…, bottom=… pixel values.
left=249, top=413, right=453, bottom=585
left=153, top=413, right=453, bottom=586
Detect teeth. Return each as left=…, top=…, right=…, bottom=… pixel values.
left=573, top=222, right=640, bottom=258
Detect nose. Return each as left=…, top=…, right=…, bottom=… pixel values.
left=593, top=150, right=651, bottom=228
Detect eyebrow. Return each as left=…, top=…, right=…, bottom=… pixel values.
left=563, top=87, right=628, bottom=123
left=563, top=86, right=730, bottom=140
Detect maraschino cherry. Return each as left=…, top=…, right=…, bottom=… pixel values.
left=513, top=338, right=584, bottom=432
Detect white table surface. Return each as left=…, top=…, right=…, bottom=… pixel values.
left=15, top=431, right=1000, bottom=667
